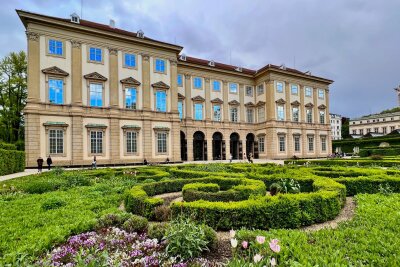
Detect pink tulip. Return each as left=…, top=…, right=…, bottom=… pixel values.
left=242, top=241, right=248, bottom=249
left=269, top=239, right=281, bottom=253
left=256, top=235, right=265, bottom=244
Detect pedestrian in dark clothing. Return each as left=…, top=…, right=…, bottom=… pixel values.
left=92, top=156, right=97, bottom=169
left=37, top=157, right=44, bottom=173
left=144, top=159, right=148, bottom=165
left=47, top=155, right=53, bottom=170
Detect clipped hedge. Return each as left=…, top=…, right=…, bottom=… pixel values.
left=285, top=159, right=400, bottom=167
left=333, top=135, right=400, bottom=153
left=0, top=142, right=17, bottom=150
left=0, top=148, right=25, bottom=175
left=335, top=176, right=400, bottom=196
left=359, top=147, right=400, bottom=157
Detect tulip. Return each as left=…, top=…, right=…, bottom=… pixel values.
left=242, top=241, right=248, bottom=249
left=229, top=229, right=236, bottom=238
left=256, top=235, right=265, bottom=244
left=230, top=238, right=238, bottom=248
left=270, top=257, right=277, bottom=266
left=254, top=254, right=263, bottom=263
left=269, top=240, right=281, bottom=253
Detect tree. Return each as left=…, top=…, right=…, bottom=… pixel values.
left=341, top=117, right=350, bottom=139
left=0, top=51, right=27, bottom=143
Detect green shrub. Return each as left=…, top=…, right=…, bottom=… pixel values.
left=122, top=215, right=148, bottom=233
left=202, top=224, right=218, bottom=250
left=23, top=180, right=63, bottom=194
left=0, top=142, right=17, bottom=150
left=154, top=205, right=171, bottom=222
left=277, top=178, right=301, bottom=194
left=142, top=179, right=156, bottom=183
left=52, top=167, right=64, bottom=175
left=165, top=217, right=209, bottom=260
left=370, top=154, right=384, bottom=160
left=0, top=148, right=25, bottom=176
left=148, top=222, right=169, bottom=241
left=270, top=183, right=282, bottom=196
left=41, top=198, right=66, bottom=211
left=95, top=212, right=132, bottom=229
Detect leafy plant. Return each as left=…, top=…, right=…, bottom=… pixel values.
left=378, top=183, right=393, bottom=195
left=122, top=215, right=148, bottom=233
left=154, top=205, right=171, bottom=222
left=95, top=212, right=132, bottom=230
left=277, top=178, right=301, bottom=194
left=148, top=222, right=169, bottom=241
left=269, top=183, right=282, bottom=196
left=41, top=198, right=66, bottom=211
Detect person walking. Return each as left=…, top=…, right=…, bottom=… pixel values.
left=229, top=153, right=233, bottom=163
left=243, top=152, right=246, bottom=163
left=46, top=155, right=53, bottom=170
left=37, top=157, right=44, bottom=173
left=92, top=156, right=97, bottom=169
left=249, top=153, right=254, bottom=164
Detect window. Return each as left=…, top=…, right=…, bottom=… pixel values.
left=124, top=53, right=136, bottom=68
left=125, top=88, right=137, bottom=109
left=308, top=136, right=314, bottom=152
left=277, top=105, right=285, bottom=121
left=321, top=136, right=327, bottom=151
left=306, top=109, right=313, bottom=123
left=48, top=39, right=63, bottom=56
left=294, top=136, right=300, bottom=152
left=178, top=101, right=183, bottom=119
left=257, top=84, right=264, bottom=95
left=352, top=130, right=356, bottom=134
left=89, top=83, right=103, bottom=107
left=292, top=107, right=299, bottom=122
left=318, top=89, right=325, bottom=99
left=213, top=105, right=221, bottom=121
left=276, top=82, right=283, bottom=93
left=155, top=59, right=166, bottom=73
left=49, top=79, right=64, bottom=104
left=230, top=107, right=238, bottom=122
left=258, top=106, right=265, bottom=122
left=279, top=136, right=285, bottom=152
left=194, top=103, right=203, bottom=120
left=367, top=128, right=371, bottom=133
left=213, top=80, right=221, bottom=91
left=391, top=126, right=395, bottom=132
left=247, top=108, right=254, bottom=123
left=157, top=132, right=167, bottom=153
left=382, top=127, right=387, bottom=134
left=374, top=127, right=379, bottom=133
left=259, top=136, right=265, bottom=152
left=89, top=47, right=102, bottom=62
left=359, top=129, right=364, bottom=135
left=177, top=74, right=183, bottom=87
left=126, top=131, right=137, bottom=153
left=291, top=84, right=298, bottom=95
left=193, top=77, right=202, bottom=89
left=229, top=83, right=238, bottom=94
left=49, top=129, right=63, bottom=154
left=90, top=131, right=103, bottom=154
left=319, top=110, right=325, bottom=124
left=155, top=91, right=167, bottom=112
left=305, top=87, right=312, bottom=97
left=246, top=86, right=253, bottom=96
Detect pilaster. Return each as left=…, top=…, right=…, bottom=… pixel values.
left=142, top=118, right=152, bottom=160
left=71, top=115, right=83, bottom=165
left=109, top=48, right=119, bottom=107
left=239, top=84, right=245, bottom=122
left=171, top=120, right=181, bottom=162
left=109, top=118, right=120, bottom=163
left=205, top=78, right=211, bottom=120
left=184, top=74, right=192, bottom=119
left=284, top=81, right=290, bottom=121
left=71, top=40, right=82, bottom=105
left=313, top=87, right=318, bottom=124
left=26, top=31, right=40, bottom=103
left=141, top=54, right=151, bottom=110
left=299, top=85, right=305, bottom=122
left=266, top=81, right=275, bottom=120
left=170, top=59, right=178, bottom=112
left=187, top=136, right=194, bottom=161
left=25, top=113, right=40, bottom=167
left=223, top=81, right=229, bottom=121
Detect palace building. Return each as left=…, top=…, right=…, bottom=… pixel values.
left=18, top=10, right=333, bottom=167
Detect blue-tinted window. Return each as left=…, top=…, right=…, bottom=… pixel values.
left=89, top=83, right=103, bottom=107
left=213, top=105, right=221, bottom=121
left=177, top=74, right=183, bottom=86
left=89, top=47, right=102, bottom=62
left=194, top=103, right=203, bottom=120
left=305, top=87, right=312, bottom=97
left=48, top=79, right=63, bottom=104
left=155, top=59, right=165, bottom=72
left=276, top=82, right=283, bottom=93
left=193, top=77, right=202, bottom=89
left=178, top=101, right=183, bottom=119
left=291, top=84, right=298, bottom=95
left=277, top=105, right=285, bottom=121
left=124, top=53, right=136, bottom=67
left=318, top=89, right=325, bottom=99
left=48, top=39, right=63, bottom=56
left=230, top=83, right=238, bottom=93
left=156, top=90, right=167, bottom=112
left=125, top=88, right=137, bottom=109
left=213, top=80, right=220, bottom=91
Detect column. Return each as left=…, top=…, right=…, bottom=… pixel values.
left=239, top=84, right=245, bottom=122
left=223, top=81, right=229, bottom=121
left=187, top=135, right=194, bottom=161
left=287, top=129, right=293, bottom=157
left=184, top=74, right=192, bottom=119
left=325, top=88, right=332, bottom=154
left=299, top=85, right=305, bottom=122
left=24, top=113, right=40, bottom=167
left=207, top=133, right=213, bottom=161
left=171, top=121, right=181, bottom=162
left=301, top=129, right=307, bottom=158
left=26, top=31, right=41, bottom=103
left=142, top=119, right=152, bottom=160
left=141, top=54, right=151, bottom=110
left=109, top=118, right=120, bottom=164
left=170, top=59, right=178, bottom=112
left=284, top=81, right=290, bottom=121
left=109, top=48, right=119, bottom=107
left=71, top=116, right=83, bottom=165
left=71, top=40, right=82, bottom=105
left=205, top=78, right=211, bottom=120
left=315, top=130, right=320, bottom=157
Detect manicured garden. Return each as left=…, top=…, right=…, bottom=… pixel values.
left=1, top=163, right=400, bottom=266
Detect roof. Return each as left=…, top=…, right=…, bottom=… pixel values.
left=16, top=9, right=183, bottom=52
left=351, top=111, right=400, bottom=121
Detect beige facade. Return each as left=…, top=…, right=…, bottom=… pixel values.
left=19, top=10, right=333, bottom=167
left=349, top=111, right=400, bottom=136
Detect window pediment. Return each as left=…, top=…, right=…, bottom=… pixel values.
left=192, top=95, right=205, bottom=102
left=178, top=93, right=185, bottom=100
left=245, top=102, right=255, bottom=107
left=153, top=126, right=170, bottom=131
left=120, top=77, right=141, bottom=86
left=291, top=100, right=301, bottom=106
left=42, top=66, right=69, bottom=77
left=305, top=102, right=314, bottom=108
left=256, top=101, right=266, bottom=106
left=228, top=100, right=240, bottom=106
left=275, top=98, right=286, bottom=105
left=318, top=104, right=327, bottom=109
left=43, top=121, right=69, bottom=128
left=85, top=123, right=107, bottom=129
left=211, top=98, right=223, bottom=104
left=152, top=81, right=170, bottom=89
left=122, top=125, right=141, bottom=130
left=84, top=72, right=107, bottom=81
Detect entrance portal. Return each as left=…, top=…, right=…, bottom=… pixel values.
left=180, top=131, right=187, bottom=161
left=246, top=133, right=255, bottom=160
left=230, top=133, right=241, bottom=160
left=212, top=132, right=224, bottom=160
left=193, top=131, right=207, bottom=161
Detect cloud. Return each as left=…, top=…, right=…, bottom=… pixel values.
left=6, top=0, right=400, bottom=118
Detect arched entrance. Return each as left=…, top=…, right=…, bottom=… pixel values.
left=180, top=131, right=187, bottom=161
left=212, top=132, right=225, bottom=160
left=230, top=132, right=242, bottom=160
left=246, top=133, right=255, bottom=160
left=193, top=131, right=207, bottom=161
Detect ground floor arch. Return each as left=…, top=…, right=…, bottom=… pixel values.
left=193, top=131, right=207, bottom=161
left=246, top=133, right=255, bottom=160
left=212, top=132, right=226, bottom=160
left=230, top=132, right=242, bottom=160
left=180, top=131, right=187, bottom=161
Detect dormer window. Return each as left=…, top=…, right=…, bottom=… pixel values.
left=137, top=30, right=144, bottom=38
left=70, top=13, right=80, bottom=24
left=179, top=54, right=187, bottom=61
left=208, top=60, right=215, bottom=67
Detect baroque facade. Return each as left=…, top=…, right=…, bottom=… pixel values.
left=349, top=111, right=400, bottom=137
left=18, top=10, right=333, bottom=167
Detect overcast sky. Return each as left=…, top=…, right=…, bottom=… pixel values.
left=3, top=0, right=400, bottom=118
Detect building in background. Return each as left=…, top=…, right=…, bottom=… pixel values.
left=330, top=113, right=342, bottom=140
left=349, top=111, right=400, bottom=137
left=18, top=10, right=333, bottom=167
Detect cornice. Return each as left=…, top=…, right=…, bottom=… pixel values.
left=26, top=30, right=40, bottom=41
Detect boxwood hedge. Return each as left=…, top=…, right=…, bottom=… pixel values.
left=0, top=148, right=25, bottom=175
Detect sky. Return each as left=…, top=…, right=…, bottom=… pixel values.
left=2, top=0, right=400, bottom=118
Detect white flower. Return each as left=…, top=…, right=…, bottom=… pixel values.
left=229, top=229, right=236, bottom=238
left=270, top=257, right=277, bottom=266
left=230, top=238, right=238, bottom=248
left=254, top=254, right=263, bottom=263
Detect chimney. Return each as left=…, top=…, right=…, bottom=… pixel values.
left=109, top=19, right=115, bottom=28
